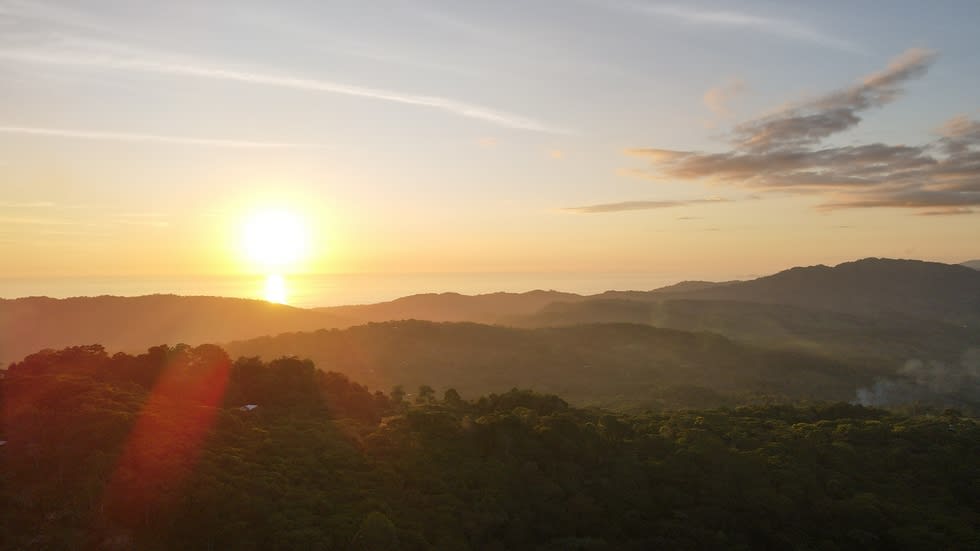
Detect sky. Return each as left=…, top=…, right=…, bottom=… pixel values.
left=1, top=0, right=979, bottom=282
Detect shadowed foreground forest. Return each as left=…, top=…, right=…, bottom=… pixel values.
left=2, top=344, right=978, bottom=550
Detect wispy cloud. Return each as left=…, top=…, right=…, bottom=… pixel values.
left=0, top=200, right=99, bottom=211
left=0, top=47, right=568, bottom=134
left=731, top=48, right=936, bottom=152
left=0, top=125, right=325, bottom=148
left=0, top=208, right=170, bottom=229
left=563, top=197, right=730, bottom=213
left=0, top=0, right=119, bottom=36
left=0, top=215, right=77, bottom=226
left=625, top=49, right=980, bottom=215
left=917, top=208, right=975, bottom=216
left=619, top=2, right=863, bottom=53
left=0, top=201, right=58, bottom=208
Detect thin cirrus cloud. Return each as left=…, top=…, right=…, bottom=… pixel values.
left=0, top=126, right=325, bottom=148
left=614, top=2, right=863, bottom=53
left=0, top=46, right=567, bottom=134
left=625, top=48, right=980, bottom=216
left=563, top=197, right=730, bottom=214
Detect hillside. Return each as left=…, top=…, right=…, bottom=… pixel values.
left=510, top=298, right=979, bottom=368
left=3, top=345, right=976, bottom=550
left=0, top=295, right=348, bottom=365
left=5, top=258, right=976, bottom=372
left=316, top=289, right=585, bottom=324
left=315, top=258, right=980, bottom=326
left=225, top=319, right=879, bottom=410
left=661, top=258, right=980, bottom=324
left=964, top=259, right=980, bottom=270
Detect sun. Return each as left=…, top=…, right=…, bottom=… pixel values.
left=240, top=209, right=310, bottom=270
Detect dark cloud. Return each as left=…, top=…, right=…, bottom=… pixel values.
left=937, top=115, right=980, bottom=155
left=818, top=188, right=980, bottom=212
left=731, top=48, right=936, bottom=152
left=562, top=198, right=729, bottom=214
left=625, top=49, right=980, bottom=214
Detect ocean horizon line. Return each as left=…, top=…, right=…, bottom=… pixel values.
left=0, top=271, right=725, bottom=308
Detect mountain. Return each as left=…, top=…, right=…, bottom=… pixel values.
left=314, top=258, right=980, bottom=326
left=510, top=298, right=978, bottom=368
left=225, top=319, right=870, bottom=410
left=624, top=279, right=739, bottom=294
left=316, top=289, right=584, bottom=324
left=0, top=295, right=348, bottom=365
left=659, top=258, right=980, bottom=324
left=5, top=257, right=976, bottom=370
left=963, top=259, right=980, bottom=270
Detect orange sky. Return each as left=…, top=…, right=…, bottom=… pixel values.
left=1, top=2, right=978, bottom=283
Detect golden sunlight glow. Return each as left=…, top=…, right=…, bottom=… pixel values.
left=264, top=273, right=288, bottom=304
left=240, top=209, right=310, bottom=270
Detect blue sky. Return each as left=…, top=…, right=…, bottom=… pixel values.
left=1, top=0, right=978, bottom=278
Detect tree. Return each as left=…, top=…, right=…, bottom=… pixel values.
left=391, top=385, right=406, bottom=405
left=416, top=385, right=435, bottom=404
left=443, top=388, right=463, bottom=407
left=350, top=512, right=399, bottom=551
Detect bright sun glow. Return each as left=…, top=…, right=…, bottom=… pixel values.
left=264, top=274, right=288, bottom=304
left=240, top=209, right=310, bottom=270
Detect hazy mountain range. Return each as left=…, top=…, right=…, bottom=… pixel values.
left=3, top=257, right=978, bottom=410
left=224, top=320, right=865, bottom=410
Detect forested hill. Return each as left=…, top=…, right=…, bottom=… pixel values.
left=508, top=298, right=979, bottom=369
left=4, top=258, right=976, bottom=368
left=0, top=295, right=348, bottom=365
left=317, top=289, right=585, bottom=325
left=224, top=320, right=874, bottom=411
left=1, top=344, right=977, bottom=550
left=652, top=258, right=980, bottom=323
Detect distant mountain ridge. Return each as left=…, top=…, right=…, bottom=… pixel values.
left=4, top=257, right=977, bottom=368
left=963, top=259, right=980, bottom=270
left=0, top=295, right=347, bottom=365
left=315, top=289, right=583, bottom=325
left=319, top=258, right=980, bottom=325
left=650, top=258, right=980, bottom=323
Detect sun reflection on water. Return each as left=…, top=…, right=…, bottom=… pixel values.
left=263, top=274, right=288, bottom=304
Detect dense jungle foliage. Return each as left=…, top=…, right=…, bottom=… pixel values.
left=1, top=344, right=978, bottom=550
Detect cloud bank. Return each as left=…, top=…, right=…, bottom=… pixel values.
left=626, top=49, right=980, bottom=215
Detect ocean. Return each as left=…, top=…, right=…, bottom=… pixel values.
left=0, top=271, right=693, bottom=308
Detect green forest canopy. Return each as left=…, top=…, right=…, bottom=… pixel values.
left=2, top=344, right=978, bottom=550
